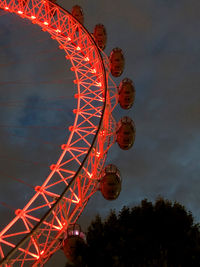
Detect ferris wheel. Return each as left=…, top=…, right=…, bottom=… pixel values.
left=0, top=1, right=136, bottom=266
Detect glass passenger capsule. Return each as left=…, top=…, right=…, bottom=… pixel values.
left=63, top=224, right=86, bottom=263
left=116, top=116, right=136, bottom=150
left=100, top=164, right=121, bottom=200
left=109, top=48, right=125, bottom=77
left=93, top=24, right=107, bottom=50
left=71, top=5, right=84, bottom=25
left=118, top=78, right=135, bottom=109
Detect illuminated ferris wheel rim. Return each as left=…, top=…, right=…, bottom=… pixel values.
left=0, top=0, right=117, bottom=265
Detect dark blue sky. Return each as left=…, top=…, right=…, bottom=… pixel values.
left=1, top=0, right=200, bottom=265
left=73, top=0, right=200, bottom=222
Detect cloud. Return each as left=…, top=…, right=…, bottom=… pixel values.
left=1, top=1, right=200, bottom=265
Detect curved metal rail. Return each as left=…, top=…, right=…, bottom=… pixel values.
left=0, top=0, right=117, bottom=265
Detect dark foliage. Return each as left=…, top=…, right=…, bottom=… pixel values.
left=65, top=198, right=200, bottom=267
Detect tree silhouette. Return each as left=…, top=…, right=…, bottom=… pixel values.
left=65, top=198, right=200, bottom=267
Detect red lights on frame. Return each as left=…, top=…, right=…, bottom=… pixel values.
left=0, top=1, right=112, bottom=266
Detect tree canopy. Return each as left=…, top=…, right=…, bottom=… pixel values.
left=65, top=198, right=200, bottom=267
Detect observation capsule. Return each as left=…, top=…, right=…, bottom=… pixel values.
left=109, top=48, right=125, bottom=77
left=100, top=164, right=121, bottom=200
left=118, top=78, right=135, bottom=109
left=71, top=5, right=84, bottom=25
left=116, top=116, right=136, bottom=150
left=93, top=24, right=107, bottom=50
left=63, top=224, right=86, bottom=263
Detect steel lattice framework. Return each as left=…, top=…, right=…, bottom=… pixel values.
left=0, top=0, right=118, bottom=266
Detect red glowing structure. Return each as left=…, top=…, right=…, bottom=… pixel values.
left=0, top=0, right=135, bottom=266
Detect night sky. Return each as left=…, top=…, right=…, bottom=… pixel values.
left=0, top=0, right=200, bottom=266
